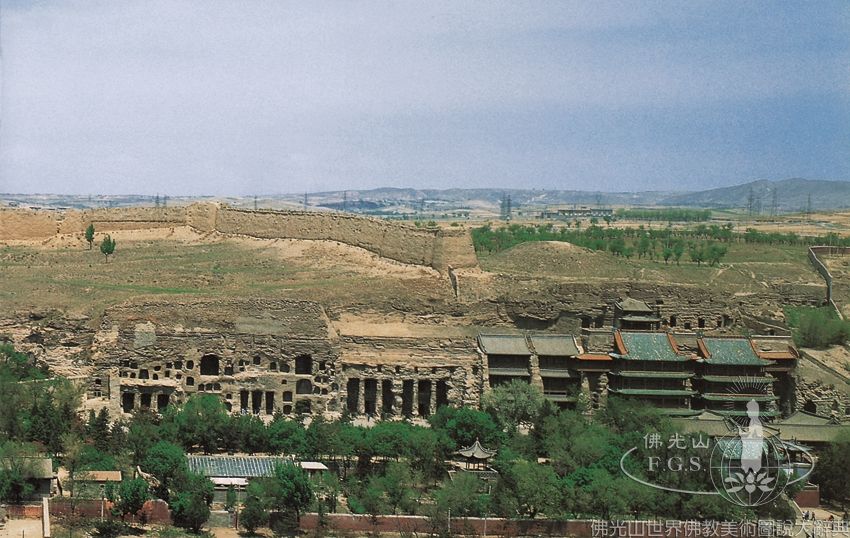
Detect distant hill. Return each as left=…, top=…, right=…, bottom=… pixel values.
left=657, top=178, right=850, bottom=211
left=3, top=178, right=849, bottom=212
left=309, top=187, right=680, bottom=207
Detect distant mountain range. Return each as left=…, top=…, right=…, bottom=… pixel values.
left=658, top=178, right=850, bottom=211
left=310, top=178, right=850, bottom=211
left=2, top=178, right=849, bottom=212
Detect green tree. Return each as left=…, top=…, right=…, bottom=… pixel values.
left=141, top=440, right=187, bottom=501
left=62, top=432, right=85, bottom=508
left=267, top=414, right=308, bottom=456
left=688, top=242, right=705, bottom=265
left=265, top=462, right=313, bottom=529
left=493, top=460, right=560, bottom=519
left=672, top=240, right=685, bottom=265
left=171, top=472, right=213, bottom=534
left=240, top=482, right=268, bottom=534
left=0, top=443, right=38, bottom=503
left=173, top=394, right=228, bottom=453
left=115, top=478, right=149, bottom=521
left=813, top=431, right=850, bottom=504
left=224, top=486, right=237, bottom=512
left=85, top=223, right=95, bottom=250
left=380, top=461, right=418, bottom=514
left=429, top=406, right=503, bottom=449
left=705, top=242, right=728, bottom=266
left=481, top=379, right=545, bottom=433
left=231, top=414, right=268, bottom=454
left=100, top=234, right=116, bottom=262
left=127, top=411, right=161, bottom=466
left=434, top=471, right=489, bottom=517
left=314, top=471, right=341, bottom=514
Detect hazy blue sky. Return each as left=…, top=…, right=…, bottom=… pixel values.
left=1, top=1, right=848, bottom=195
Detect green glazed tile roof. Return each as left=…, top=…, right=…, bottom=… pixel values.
left=662, top=409, right=703, bottom=417
left=701, top=338, right=772, bottom=366
left=701, top=375, right=775, bottom=383
left=712, top=409, right=781, bottom=418
left=619, top=332, right=689, bottom=362
left=543, top=394, right=578, bottom=403
left=701, top=393, right=776, bottom=402
left=610, top=388, right=696, bottom=397
left=613, top=371, right=693, bottom=379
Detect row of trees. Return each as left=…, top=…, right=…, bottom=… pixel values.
left=473, top=224, right=729, bottom=265
left=614, top=208, right=712, bottom=222
left=472, top=222, right=850, bottom=258
left=108, top=384, right=800, bottom=525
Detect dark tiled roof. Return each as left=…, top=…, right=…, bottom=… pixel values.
left=529, top=335, right=580, bottom=357
left=187, top=456, right=287, bottom=478
left=456, top=439, right=496, bottom=460
left=478, top=334, right=530, bottom=356
left=616, top=298, right=654, bottom=313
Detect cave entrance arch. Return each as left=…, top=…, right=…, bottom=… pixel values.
left=200, top=354, right=220, bottom=376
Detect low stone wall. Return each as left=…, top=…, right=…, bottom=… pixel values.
left=808, top=246, right=850, bottom=311
left=299, top=514, right=762, bottom=537
left=48, top=498, right=171, bottom=525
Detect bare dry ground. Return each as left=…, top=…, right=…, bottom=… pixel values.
left=0, top=227, right=452, bottom=322
left=0, top=218, right=837, bottom=333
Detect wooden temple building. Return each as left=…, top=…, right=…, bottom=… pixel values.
left=613, top=298, right=662, bottom=331
left=477, top=329, right=801, bottom=421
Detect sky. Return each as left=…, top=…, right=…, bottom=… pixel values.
left=0, top=1, right=848, bottom=196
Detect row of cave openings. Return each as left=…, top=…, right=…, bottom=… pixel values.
left=579, top=314, right=734, bottom=330
left=345, top=378, right=450, bottom=417
left=119, top=354, right=323, bottom=383
left=120, top=387, right=316, bottom=416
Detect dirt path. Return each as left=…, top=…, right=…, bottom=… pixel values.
left=4, top=519, right=43, bottom=538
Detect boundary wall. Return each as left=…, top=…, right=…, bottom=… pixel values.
left=808, top=246, right=850, bottom=318
left=0, top=204, right=477, bottom=273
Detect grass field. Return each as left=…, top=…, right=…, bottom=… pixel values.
left=478, top=240, right=821, bottom=293
left=0, top=234, right=449, bottom=320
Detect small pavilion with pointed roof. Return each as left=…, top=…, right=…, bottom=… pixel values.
left=455, top=439, right=497, bottom=469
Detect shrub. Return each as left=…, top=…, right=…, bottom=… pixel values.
left=787, top=307, right=850, bottom=348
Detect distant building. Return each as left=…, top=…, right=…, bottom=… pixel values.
left=187, top=455, right=328, bottom=501
left=1, top=458, right=54, bottom=499
left=540, top=207, right=614, bottom=219
left=613, top=297, right=662, bottom=331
